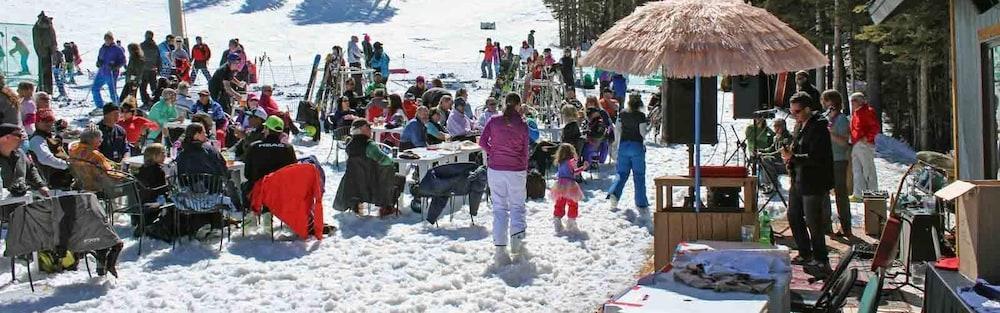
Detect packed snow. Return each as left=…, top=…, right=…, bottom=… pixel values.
left=1, top=0, right=911, bottom=312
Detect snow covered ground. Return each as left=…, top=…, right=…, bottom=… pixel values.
left=1, top=1, right=911, bottom=312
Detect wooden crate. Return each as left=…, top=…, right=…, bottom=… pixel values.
left=652, top=175, right=759, bottom=269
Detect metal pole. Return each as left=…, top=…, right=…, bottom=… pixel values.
left=694, top=76, right=702, bottom=212
left=168, top=0, right=186, bottom=38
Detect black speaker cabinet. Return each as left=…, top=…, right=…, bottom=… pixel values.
left=665, top=77, right=718, bottom=145
left=732, top=74, right=768, bottom=119
left=899, top=209, right=942, bottom=268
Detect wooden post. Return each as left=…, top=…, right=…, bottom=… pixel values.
left=168, top=0, right=186, bottom=38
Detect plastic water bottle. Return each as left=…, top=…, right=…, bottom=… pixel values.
left=759, top=209, right=772, bottom=246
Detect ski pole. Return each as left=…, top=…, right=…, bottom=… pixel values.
left=288, top=55, right=297, bottom=85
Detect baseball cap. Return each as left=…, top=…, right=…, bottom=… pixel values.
left=0, top=123, right=23, bottom=138
left=264, top=116, right=284, bottom=132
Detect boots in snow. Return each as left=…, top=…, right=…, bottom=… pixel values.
left=510, top=231, right=526, bottom=256
left=552, top=217, right=563, bottom=233
left=566, top=218, right=579, bottom=232
left=494, top=245, right=512, bottom=265
left=609, top=195, right=620, bottom=211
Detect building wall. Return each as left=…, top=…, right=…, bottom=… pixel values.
left=953, top=0, right=1000, bottom=179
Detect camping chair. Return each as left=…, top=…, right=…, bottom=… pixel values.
left=325, top=126, right=352, bottom=167
left=857, top=269, right=887, bottom=313
left=168, top=174, right=231, bottom=251
left=792, top=246, right=859, bottom=312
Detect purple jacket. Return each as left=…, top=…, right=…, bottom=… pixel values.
left=479, top=114, right=529, bottom=171
left=96, top=43, right=126, bottom=77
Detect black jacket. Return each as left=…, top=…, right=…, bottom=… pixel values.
left=798, top=83, right=821, bottom=108
left=176, top=141, right=227, bottom=177
left=0, top=149, right=46, bottom=196
left=560, top=56, right=574, bottom=82
left=421, top=87, right=451, bottom=108
left=790, top=113, right=834, bottom=195
left=136, top=163, right=167, bottom=204
left=406, top=85, right=426, bottom=99
left=332, top=134, right=403, bottom=211
left=412, top=162, right=487, bottom=224
left=97, top=122, right=129, bottom=163
left=140, top=39, right=161, bottom=71
left=561, top=121, right=583, bottom=155
left=244, top=135, right=296, bottom=188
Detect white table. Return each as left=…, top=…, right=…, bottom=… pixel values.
left=538, top=127, right=561, bottom=142
left=372, top=125, right=403, bottom=144
left=605, top=241, right=791, bottom=313
left=122, top=155, right=246, bottom=187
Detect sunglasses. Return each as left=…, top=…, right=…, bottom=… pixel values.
left=199, top=94, right=210, bottom=97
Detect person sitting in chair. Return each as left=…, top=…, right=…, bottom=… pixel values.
left=333, top=119, right=404, bottom=217
left=0, top=124, right=50, bottom=197
left=28, top=110, right=73, bottom=189
left=69, top=127, right=128, bottom=194
left=244, top=116, right=297, bottom=191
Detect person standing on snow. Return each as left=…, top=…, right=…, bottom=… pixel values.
left=61, top=42, right=77, bottom=84
left=480, top=38, right=496, bottom=79
left=157, top=34, right=175, bottom=77
left=527, top=30, right=535, bottom=49
left=9, top=36, right=31, bottom=75
left=480, top=92, right=530, bottom=265
left=362, top=34, right=373, bottom=68
left=191, top=36, right=212, bottom=85
left=92, top=32, right=126, bottom=113
left=606, top=94, right=650, bottom=210
left=347, top=35, right=365, bottom=94
left=559, top=49, right=575, bottom=88
left=369, top=42, right=390, bottom=81
left=169, top=37, right=191, bottom=83
left=849, top=92, right=880, bottom=202
left=32, top=11, right=58, bottom=94
left=139, top=31, right=161, bottom=107
left=518, top=41, right=533, bottom=64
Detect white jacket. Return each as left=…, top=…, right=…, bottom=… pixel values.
left=347, top=41, right=363, bottom=64
left=28, top=134, right=69, bottom=170
left=518, top=47, right=534, bottom=62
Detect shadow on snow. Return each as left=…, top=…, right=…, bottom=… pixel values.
left=290, top=0, right=397, bottom=25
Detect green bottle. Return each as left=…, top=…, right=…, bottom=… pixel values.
left=759, top=209, right=772, bottom=246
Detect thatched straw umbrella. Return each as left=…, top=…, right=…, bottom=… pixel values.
left=579, top=0, right=827, bottom=211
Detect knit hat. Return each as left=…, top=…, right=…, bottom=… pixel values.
left=415, top=76, right=425, bottom=83
left=227, top=53, right=241, bottom=61
left=103, top=104, right=120, bottom=115
left=0, top=123, right=23, bottom=138
left=264, top=116, right=284, bottom=132
left=246, top=93, right=259, bottom=102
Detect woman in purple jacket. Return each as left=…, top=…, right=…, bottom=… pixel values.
left=479, top=92, right=530, bottom=265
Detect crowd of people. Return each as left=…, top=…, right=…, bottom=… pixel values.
left=741, top=70, right=882, bottom=274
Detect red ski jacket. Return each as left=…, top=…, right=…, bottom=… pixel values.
left=250, top=163, right=325, bottom=240
left=192, top=44, right=212, bottom=62
left=850, top=104, right=880, bottom=144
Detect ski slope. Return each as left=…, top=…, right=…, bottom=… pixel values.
left=1, top=1, right=911, bottom=312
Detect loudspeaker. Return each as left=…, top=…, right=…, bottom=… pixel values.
left=732, top=74, right=768, bottom=119
left=664, top=77, right=718, bottom=145
left=899, top=209, right=942, bottom=268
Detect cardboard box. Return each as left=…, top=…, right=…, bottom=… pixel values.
left=864, top=196, right=888, bottom=236
left=935, top=180, right=1000, bottom=283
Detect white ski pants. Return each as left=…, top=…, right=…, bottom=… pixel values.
left=488, top=169, right=527, bottom=246
left=851, top=141, right=879, bottom=198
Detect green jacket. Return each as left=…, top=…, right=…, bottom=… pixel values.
left=146, top=100, right=179, bottom=142
left=365, top=141, right=395, bottom=167
left=745, top=124, right=774, bottom=152
left=366, top=82, right=386, bottom=96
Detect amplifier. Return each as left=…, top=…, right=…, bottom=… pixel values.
left=899, top=208, right=942, bottom=268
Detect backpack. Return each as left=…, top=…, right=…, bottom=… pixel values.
left=526, top=170, right=546, bottom=200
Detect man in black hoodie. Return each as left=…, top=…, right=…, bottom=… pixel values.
left=244, top=116, right=296, bottom=190
left=32, top=12, right=57, bottom=94
left=795, top=70, right=820, bottom=104
left=781, top=92, right=834, bottom=273
left=139, top=31, right=162, bottom=107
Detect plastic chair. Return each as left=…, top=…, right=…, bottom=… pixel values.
left=857, top=269, right=886, bottom=313
left=168, top=174, right=230, bottom=251
left=325, top=126, right=352, bottom=167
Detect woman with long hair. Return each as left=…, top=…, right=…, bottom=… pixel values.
left=122, top=43, right=145, bottom=101
left=606, top=93, right=650, bottom=210
left=479, top=92, right=530, bottom=265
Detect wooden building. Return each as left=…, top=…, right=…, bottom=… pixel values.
left=871, top=0, right=1000, bottom=179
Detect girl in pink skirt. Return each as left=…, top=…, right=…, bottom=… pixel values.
left=551, top=143, right=588, bottom=232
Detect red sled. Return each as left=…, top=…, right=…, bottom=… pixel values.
left=389, top=68, right=409, bottom=74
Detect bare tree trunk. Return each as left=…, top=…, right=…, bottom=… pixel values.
left=815, top=0, right=826, bottom=92
left=833, top=0, right=846, bottom=107
left=865, top=43, right=882, bottom=128
left=919, top=56, right=930, bottom=150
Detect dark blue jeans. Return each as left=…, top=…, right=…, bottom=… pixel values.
left=607, top=141, right=648, bottom=208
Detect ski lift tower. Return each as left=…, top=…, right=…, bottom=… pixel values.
left=168, top=0, right=187, bottom=40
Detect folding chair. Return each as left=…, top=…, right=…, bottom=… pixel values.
left=168, top=174, right=231, bottom=251
left=325, top=126, right=353, bottom=168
